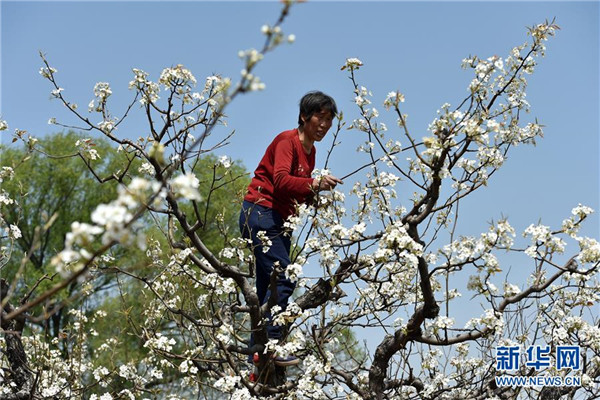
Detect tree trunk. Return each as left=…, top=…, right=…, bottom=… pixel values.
left=1, top=279, right=35, bottom=400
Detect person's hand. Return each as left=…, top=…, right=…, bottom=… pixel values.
left=312, top=175, right=343, bottom=191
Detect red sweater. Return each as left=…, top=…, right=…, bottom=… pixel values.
left=244, top=129, right=315, bottom=219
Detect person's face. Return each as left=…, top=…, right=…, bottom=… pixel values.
left=301, top=109, right=334, bottom=142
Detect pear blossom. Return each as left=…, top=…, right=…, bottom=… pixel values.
left=138, top=162, right=155, bottom=176
left=93, top=82, right=112, bottom=100
left=75, top=138, right=101, bottom=160
left=572, top=204, right=594, bottom=219
left=97, top=120, right=115, bottom=134
left=342, top=57, right=363, bottom=70
left=0, top=167, right=14, bottom=183
left=383, top=91, right=405, bottom=109
left=217, top=155, right=232, bottom=169
left=285, top=262, right=303, bottom=282
left=39, top=65, right=57, bottom=78
left=577, top=237, right=600, bottom=264
left=144, top=333, right=176, bottom=352
left=170, top=173, right=201, bottom=201
left=159, top=64, right=197, bottom=89
left=214, top=375, right=241, bottom=393
left=7, top=224, right=21, bottom=239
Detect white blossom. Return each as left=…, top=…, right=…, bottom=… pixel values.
left=383, top=91, right=405, bottom=109
left=75, top=138, right=101, bottom=160
left=572, top=204, right=594, bottom=219
left=342, top=57, right=363, bottom=70
left=97, top=119, right=115, bottom=134
left=93, top=82, right=112, bottom=100
left=285, top=262, right=303, bottom=282
left=138, top=162, right=155, bottom=176
left=218, top=155, right=232, bottom=169
left=577, top=237, right=600, bottom=264
left=170, top=173, right=201, bottom=201
left=214, top=375, right=241, bottom=393
left=7, top=224, right=21, bottom=239
left=159, top=64, right=197, bottom=89
left=144, top=333, right=176, bottom=352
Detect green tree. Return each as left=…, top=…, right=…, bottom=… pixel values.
left=85, top=155, right=250, bottom=392
left=1, top=132, right=252, bottom=394
left=186, top=153, right=250, bottom=252
left=1, top=131, right=140, bottom=338
left=2, top=131, right=127, bottom=273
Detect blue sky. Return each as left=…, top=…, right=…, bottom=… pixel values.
left=2, top=1, right=599, bottom=342
left=2, top=1, right=598, bottom=232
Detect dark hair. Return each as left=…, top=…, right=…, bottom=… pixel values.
left=298, top=91, right=338, bottom=126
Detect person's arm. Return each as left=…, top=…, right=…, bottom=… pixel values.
left=273, top=139, right=344, bottom=196
left=273, top=139, right=314, bottom=197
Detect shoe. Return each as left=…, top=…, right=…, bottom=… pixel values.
left=252, top=352, right=300, bottom=367
left=249, top=372, right=258, bottom=382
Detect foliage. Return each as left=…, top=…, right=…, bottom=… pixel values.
left=1, top=131, right=121, bottom=275
left=0, top=133, right=250, bottom=397
left=0, top=132, right=139, bottom=342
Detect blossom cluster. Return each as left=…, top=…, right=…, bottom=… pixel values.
left=51, top=178, right=164, bottom=278
left=159, top=64, right=197, bottom=93
left=0, top=308, right=172, bottom=399
left=129, top=68, right=160, bottom=105
left=341, top=57, right=363, bottom=71
left=75, top=138, right=101, bottom=160
left=170, top=173, right=201, bottom=201
left=260, top=23, right=296, bottom=47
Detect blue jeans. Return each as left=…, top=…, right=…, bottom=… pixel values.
left=239, top=201, right=296, bottom=340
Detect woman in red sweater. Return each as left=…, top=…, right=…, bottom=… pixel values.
left=239, top=91, right=342, bottom=366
